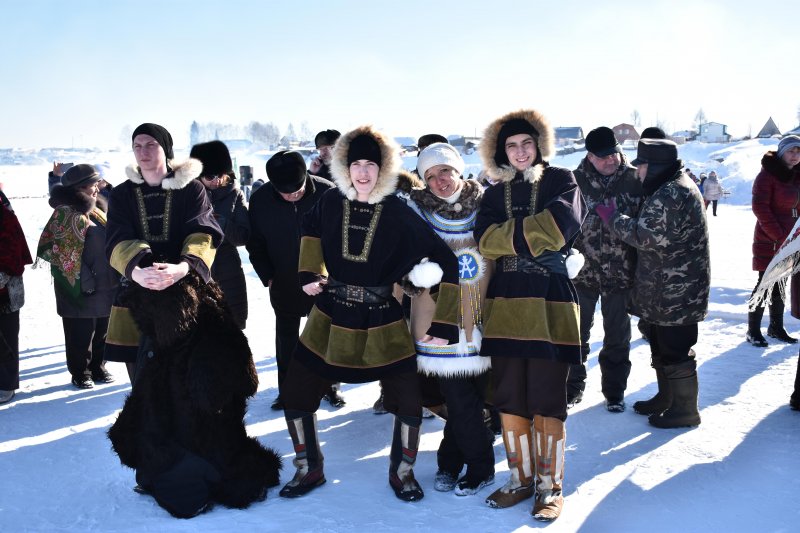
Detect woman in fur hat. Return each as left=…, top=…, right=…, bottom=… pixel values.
left=37, top=164, right=118, bottom=389
left=279, top=125, right=460, bottom=502
left=473, top=109, right=587, bottom=522
left=104, top=123, right=222, bottom=382
left=190, top=140, right=250, bottom=329
left=399, top=142, right=495, bottom=497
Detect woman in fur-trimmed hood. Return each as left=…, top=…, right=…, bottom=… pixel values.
left=279, top=125, right=461, bottom=503
left=473, top=109, right=587, bottom=522
left=104, top=123, right=223, bottom=380
left=37, top=164, right=119, bottom=389
left=399, top=141, right=496, bottom=497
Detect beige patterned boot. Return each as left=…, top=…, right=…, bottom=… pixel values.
left=531, top=415, right=565, bottom=521
left=485, top=414, right=534, bottom=509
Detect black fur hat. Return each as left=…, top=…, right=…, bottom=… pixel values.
left=190, top=140, right=233, bottom=177
left=314, top=129, right=341, bottom=148
left=266, top=151, right=307, bottom=193
left=61, top=164, right=100, bottom=188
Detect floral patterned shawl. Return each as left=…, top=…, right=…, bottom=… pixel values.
left=36, top=206, right=106, bottom=304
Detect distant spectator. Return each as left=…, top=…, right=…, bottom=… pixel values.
left=308, top=129, right=341, bottom=180
left=0, top=202, right=32, bottom=404
left=37, top=165, right=118, bottom=389
left=747, top=135, right=800, bottom=347
left=48, top=162, right=73, bottom=193
left=703, top=170, right=723, bottom=216
left=190, top=141, right=251, bottom=329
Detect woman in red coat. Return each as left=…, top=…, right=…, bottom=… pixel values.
left=748, top=135, right=800, bottom=346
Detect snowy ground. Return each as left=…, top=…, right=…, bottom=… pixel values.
left=1, top=141, right=799, bottom=532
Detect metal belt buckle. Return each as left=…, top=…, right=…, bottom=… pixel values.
left=346, top=285, right=365, bottom=302
left=504, top=256, right=518, bottom=272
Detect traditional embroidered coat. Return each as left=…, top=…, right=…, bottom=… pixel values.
left=103, top=160, right=223, bottom=362
left=295, top=125, right=460, bottom=383
left=474, top=109, right=587, bottom=365
left=401, top=179, right=493, bottom=377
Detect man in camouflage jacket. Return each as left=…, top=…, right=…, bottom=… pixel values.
left=596, top=139, right=709, bottom=429
left=568, top=127, right=644, bottom=412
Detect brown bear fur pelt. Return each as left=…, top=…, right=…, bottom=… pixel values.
left=107, top=271, right=281, bottom=518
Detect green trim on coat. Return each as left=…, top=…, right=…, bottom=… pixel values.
left=299, top=236, right=327, bottom=276
left=110, top=240, right=150, bottom=276
left=182, top=232, right=216, bottom=269
left=106, top=306, right=140, bottom=347
left=522, top=210, right=565, bottom=257
left=483, top=297, right=580, bottom=345
left=430, top=281, right=460, bottom=327
left=477, top=218, right=516, bottom=260
left=300, top=306, right=416, bottom=368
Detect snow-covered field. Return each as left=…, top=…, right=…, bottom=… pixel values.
left=1, top=139, right=798, bottom=532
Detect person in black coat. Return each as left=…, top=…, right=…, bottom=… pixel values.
left=246, top=151, right=335, bottom=409
left=107, top=271, right=281, bottom=519
left=190, top=141, right=250, bottom=329
left=37, top=164, right=119, bottom=388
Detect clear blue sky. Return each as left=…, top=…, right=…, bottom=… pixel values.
left=2, top=0, right=797, bottom=148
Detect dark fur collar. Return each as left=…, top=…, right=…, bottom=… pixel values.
left=762, top=151, right=800, bottom=183
left=408, top=179, right=483, bottom=219
left=48, top=184, right=106, bottom=213
left=125, top=159, right=202, bottom=190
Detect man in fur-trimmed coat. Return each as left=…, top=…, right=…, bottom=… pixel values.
left=107, top=271, right=282, bottom=519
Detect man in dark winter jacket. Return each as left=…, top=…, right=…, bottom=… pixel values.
left=308, top=129, right=340, bottom=181
left=568, top=127, right=643, bottom=412
left=246, top=151, right=336, bottom=410
left=596, top=138, right=709, bottom=429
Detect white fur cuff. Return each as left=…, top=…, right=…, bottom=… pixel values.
left=408, top=258, right=443, bottom=289
left=566, top=249, right=585, bottom=279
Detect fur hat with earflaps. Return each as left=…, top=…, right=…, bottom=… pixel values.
left=329, top=125, right=402, bottom=204
left=479, top=109, right=555, bottom=184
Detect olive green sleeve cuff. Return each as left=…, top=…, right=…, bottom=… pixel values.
left=299, top=236, right=328, bottom=277
left=110, top=240, right=150, bottom=276
left=182, top=232, right=217, bottom=270
left=522, top=210, right=566, bottom=256
left=477, top=219, right=516, bottom=260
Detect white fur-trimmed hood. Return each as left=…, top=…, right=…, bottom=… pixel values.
left=329, top=125, right=402, bottom=204
left=479, top=109, right=555, bottom=184
left=125, top=158, right=203, bottom=190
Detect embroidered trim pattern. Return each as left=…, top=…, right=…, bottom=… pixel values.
left=341, top=198, right=382, bottom=262
left=504, top=179, right=538, bottom=219
left=134, top=186, right=172, bottom=243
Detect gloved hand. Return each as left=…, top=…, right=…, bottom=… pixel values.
left=595, top=198, right=617, bottom=225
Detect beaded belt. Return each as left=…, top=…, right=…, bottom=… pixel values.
left=498, top=252, right=567, bottom=276
left=325, top=279, right=393, bottom=303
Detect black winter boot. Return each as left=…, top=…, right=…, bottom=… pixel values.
left=649, top=361, right=701, bottom=428
left=389, top=415, right=424, bottom=501
left=280, top=410, right=326, bottom=498
left=791, top=354, right=800, bottom=411
left=633, top=367, right=672, bottom=415
left=566, top=362, right=586, bottom=408
left=746, top=308, right=769, bottom=347
left=767, top=301, right=797, bottom=344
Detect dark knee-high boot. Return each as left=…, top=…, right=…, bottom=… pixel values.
left=746, top=307, right=768, bottom=347
left=389, top=415, right=424, bottom=501
left=767, top=300, right=798, bottom=344
left=280, top=410, right=325, bottom=498
left=649, top=360, right=701, bottom=428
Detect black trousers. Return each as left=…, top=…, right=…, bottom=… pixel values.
left=62, top=316, right=108, bottom=379
left=569, top=287, right=632, bottom=401
left=649, top=323, right=698, bottom=366
left=437, top=374, right=494, bottom=479
left=492, top=357, right=569, bottom=422
left=0, top=311, right=20, bottom=390
left=274, top=313, right=302, bottom=392
left=282, top=357, right=421, bottom=418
